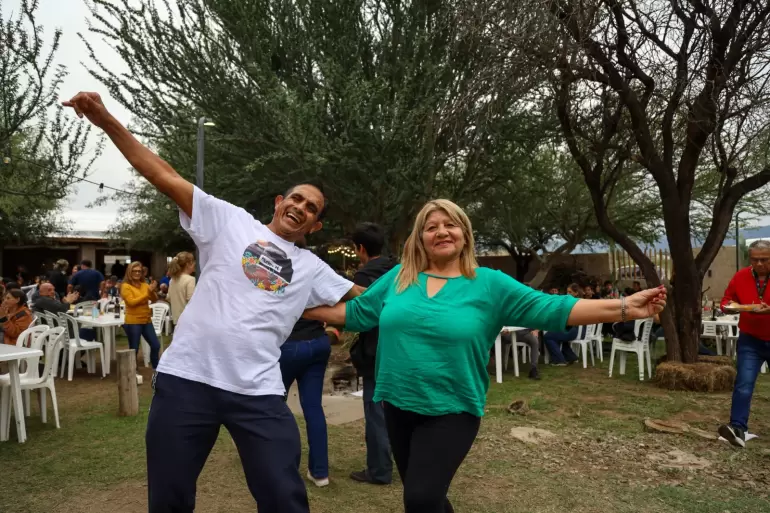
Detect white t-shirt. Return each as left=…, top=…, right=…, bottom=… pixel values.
left=157, top=186, right=353, bottom=396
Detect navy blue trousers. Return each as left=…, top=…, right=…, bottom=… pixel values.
left=146, top=373, right=309, bottom=513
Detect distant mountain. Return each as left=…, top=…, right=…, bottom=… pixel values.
left=574, top=225, right=770, bottom=253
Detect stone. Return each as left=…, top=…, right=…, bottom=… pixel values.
left=509, top=426, right=557, bottom=444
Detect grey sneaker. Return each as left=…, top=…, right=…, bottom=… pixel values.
left=718, top=424, right=746, bottom=448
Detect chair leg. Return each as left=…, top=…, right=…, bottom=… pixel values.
left=40, top=389, right=47, bottom=424
left=619, top=353, right=627, bottom=375
left=49, top=384, right=60, bottom=429
left=59, top=348, right=67, bottom=378
left=512, top=341, right=520, bottom=378
left=0, top=386, right=9, bottom=441
left=716, top=337, right=723, bottom=356
left=608, top=346, right=615, bottom=377
left=503, top=344, right=511, bottom=371
left=582, top=344, right=588, bottom=368
left=68, top=349, right=76, bottom=381
left=646, top=347, right=653, bottom=379
left=637, top=350, right=645, bottom=381
left=597, top=339, right=604, bottom=362
left=99, top=346, right=106, bottom=378
left=590, top=342, right=595, bottom=367
left=141, top=338, right=151, bottom=367
left=24, top=389, right=31, bottom=417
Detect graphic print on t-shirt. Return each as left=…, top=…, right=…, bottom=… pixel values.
left=241, top=240, right=294, bottom=294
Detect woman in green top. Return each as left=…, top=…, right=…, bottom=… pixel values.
left=305, top=199, right=666, bottom=513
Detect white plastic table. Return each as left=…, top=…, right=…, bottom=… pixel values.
left=493, top=326, right=527, bottom=382
left=75, top=315, right=125, bottom=370
left=0, top=345, right=44, bottom=443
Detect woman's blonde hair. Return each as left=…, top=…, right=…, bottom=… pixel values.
left=168, top=251, right=195, bottom=278
left=124, top=261, right=144, bottom=286
left=396, top=199, right=478, bottom=293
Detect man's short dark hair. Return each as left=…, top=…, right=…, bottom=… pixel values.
left=80, top=259, right=92, bottom=268
left=351, top=222, right=385, bottom=257
left=604, top=280, right=613, bottom=286
left=285, top=181, right=328, bottom=220
left=110, top=275, right=118, bottom=282
left=633, top=280, right=641, bottom=287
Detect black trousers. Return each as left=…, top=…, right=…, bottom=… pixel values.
left=384, top=402, right=481, bottom=513
left=146, top=373, right=309, bottom=513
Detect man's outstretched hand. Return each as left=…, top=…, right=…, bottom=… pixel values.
left=62, top=92, right=111, bottom=128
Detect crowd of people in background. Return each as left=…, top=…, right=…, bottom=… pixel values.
left=0, top=254, right=198, bottom=353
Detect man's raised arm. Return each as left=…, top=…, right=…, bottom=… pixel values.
left=63, top=92, right=193, bottom=217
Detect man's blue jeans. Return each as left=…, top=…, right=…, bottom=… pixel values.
left=280, top=335, right=331, bottom=479
left=543, top=327, right=580, bottom=364
left=362, top=375, right=393, bottom=483
left=730, top=333, right=770, bottom=431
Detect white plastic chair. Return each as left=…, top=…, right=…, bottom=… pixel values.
left=5, top=325, right=49, bottom=417
left=592, top=323, right=604, bottom=361
left=57, top=314, right=106, bottom=381
left=501, top=329, right=532, bottom=377
left=141, top=303, right=170, bottom=367
left=608, top=318, right=654, bottom=381
left=570, top=325, right=596, bottom=368
left=723, top=324, right=739, bottom=359
left=701, top=322, right=723, bottom=355
left=0, top=327, right=65, bottom=439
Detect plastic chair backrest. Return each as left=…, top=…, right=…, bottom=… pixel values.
left=42, top=312, right=60, bottom=328
left=702, top=323, right=718, bottom=336
left=31, top=327, right=66, bottom=386
left=593, top=323, right=603, bottom=339
left=150, top=302, right=170, bottom=333
left=582, top=324, right=595, bottom=339
left=13, top=325, right=49, bottom=377
left=72, top=301, right=98, bottom=315
left=59, top=313, right=84, bottom=347
left=21, top=325, right=50, bottom=349
left=637, top=318, right=654, bottom=344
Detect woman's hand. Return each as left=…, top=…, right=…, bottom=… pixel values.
left=149, top=280, right=158, bottom=292
left=625, top=286, right=667, bottom=320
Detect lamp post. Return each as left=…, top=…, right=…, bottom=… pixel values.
left=195, top=117, right=215, bottom=277
left=735, top=210, right=742, bottom=271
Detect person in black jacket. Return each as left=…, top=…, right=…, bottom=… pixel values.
left=33, top=283, right=80, bottom=315
left=47, top=259, right=70, bottom=299
left=348, top=222, right=396, bottom=485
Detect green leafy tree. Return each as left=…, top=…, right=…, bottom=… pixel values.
left=471, top=143, right=662, bottom=284
left=0, top=0, right=102, bottom=243
left=83, top=0, right=540, bottom=251
left=492, top=0, right=770, bottom=362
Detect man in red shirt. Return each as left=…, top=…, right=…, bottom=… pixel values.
left=718, top=240, right=770, bottom=447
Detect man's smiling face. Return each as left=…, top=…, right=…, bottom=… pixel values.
left=271, top=184, right=325, bottom=241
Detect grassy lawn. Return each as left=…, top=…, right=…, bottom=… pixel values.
left=3, top=339, right=770, bottom=513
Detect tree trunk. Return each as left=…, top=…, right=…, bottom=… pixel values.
left=512, top=253, right=533, bottom=281
left=671, top=269, right=702, bottom=363
left=528, top=253, right=560, bottom=289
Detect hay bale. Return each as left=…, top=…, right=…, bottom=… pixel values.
left=697, top=355, right=734, bottom=366
left=655, top=361, right=736, bottom=392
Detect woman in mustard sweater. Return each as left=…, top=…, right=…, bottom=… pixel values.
left=122, top=261, right=161, bottom=369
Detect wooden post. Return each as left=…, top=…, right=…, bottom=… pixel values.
left=117, top=349, right=139, bottom=416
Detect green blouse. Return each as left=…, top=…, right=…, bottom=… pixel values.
left=345, top=266, right=579, bottom=417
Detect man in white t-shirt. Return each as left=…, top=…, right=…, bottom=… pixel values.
left=64, top=92, right=363, bottom=513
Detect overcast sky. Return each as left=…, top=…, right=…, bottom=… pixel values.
left=38, top=0, right=134, bottom=231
